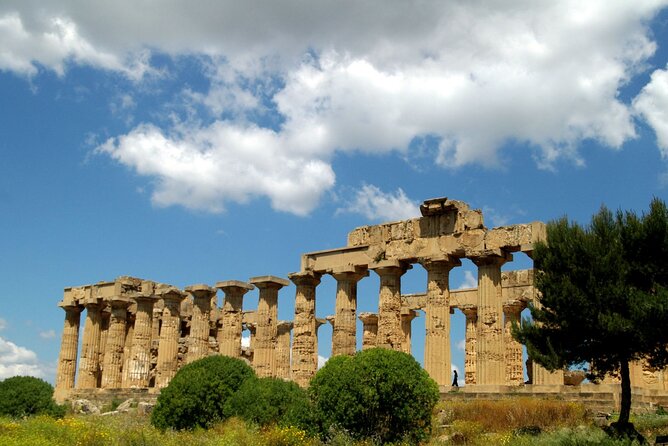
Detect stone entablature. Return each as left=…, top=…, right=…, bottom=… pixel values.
left=54, top=197, right=668, bottom=403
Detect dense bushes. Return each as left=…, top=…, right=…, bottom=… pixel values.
left=309, top=347, right=440, bottom=444
left=223, top=377, right=314, bottom=432
left=151, top=355, right=255, bottom=430
left=0, top=376, right=64, bottom=418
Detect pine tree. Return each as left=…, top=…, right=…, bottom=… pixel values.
left=515, top=199, right=668, bottom=429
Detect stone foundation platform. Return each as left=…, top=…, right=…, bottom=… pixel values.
left=440, top=384, right=668, bottom=414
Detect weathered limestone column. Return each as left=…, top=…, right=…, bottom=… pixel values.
left=185, top=284, right=216, bottom=363
left=151, top=306, right=162, bottom=343
left=55, top=300, right=83, bottom=393
left=331, top=268, right=367, bottom=357
left=420, top=257, right=460, bottom=387
left=76, top=295, right=104, bottom=389
left=461, top=305, right=477, bottom=385
left=250, top=276, right=289, bottom=378
left=276, top=321, right=293, bottom=380
left=155, top=287, right=186, bottom=388
left=216, top=281, right=254, bottom=358
left=126, top=284, right=158, bottom=388
left=529, top=299, right=564, bottom=386
left=400, top=309, right=418, bottom=354
left=101, top=297, right=131, bottom=389
left=359, top=312, right=378, bottom=350
left=503, top=300, right=524, bottom=386
left=288, top=271, right=321, bottom=387
left=121, top=306, right=136, bottom=388
left=371, top=260, right=410, bottom=351
left=97, top=308, right=111, bottom=387
left=471, top=253, right=510, bottom=385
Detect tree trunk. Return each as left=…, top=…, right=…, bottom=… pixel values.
left=618, top=359, right=632, bottom=425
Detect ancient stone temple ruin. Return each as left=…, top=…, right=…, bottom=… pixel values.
left=54, top=197, right=668, bottom=410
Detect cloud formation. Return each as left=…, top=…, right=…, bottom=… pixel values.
left=3, top=1, right=668, bottom=214
left=634, top=64, right=668, bottom=156
left=0, top=337, right=44, bottom=379
left=337, top=185, right=420, bottom=222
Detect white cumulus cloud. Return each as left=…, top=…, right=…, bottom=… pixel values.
left=97, top=122, right=336, bottom=215
left=634, top=64, right=668, bottom=157
left=456, top=271, right=478, bottom=290
left=39, top=330, right=56, bottom=339
left=338, top=185, right=420, bottom=222
left=2, top=1, right=668, bottom=214
left=318, top=355, right=328, bottom=369
left=0, top=337, right=44, bottom=379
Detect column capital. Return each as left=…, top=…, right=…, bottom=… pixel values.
left=107, top=295, right=132, bottom=310
left=157, top=286, right=187, bottom=303
left=250, top=275, right=290, bottom=290
left=215, top=280, right=254, bottom=294
left=503, top=299, right=525, bottom=315
left=460, top=304, right=478, bottom=318
left=288, top=271, right=322, bottom=287
left=185, top=283, right=216, bottom=298
left=58, top=301, right=83, bottom=312
left=330, top=265, right=368, bottom=282
left=277, top=320, right=293, bottom=332
left=418, top=255, right=462, bottom=270
left=369, top=259, right=412, bottom=276
left=358, top=312, right=378, bottom=324
left=469, top=250, right=512, bottom=267
left=401, top=308, right=418, bottom=322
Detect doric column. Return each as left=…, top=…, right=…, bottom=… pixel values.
left=400, top=309, right=418, bottom=354
left=76, top=295, right=104, bottom=389
left=331, top=268, right=367, bottom=357
left=155, top=287, right=186, bottom=388
left=55, top=300, right=83, bottom=393
left=358, top=312, right=379, bottom=350
left=371, top=260, right=411, bottom=351
left=126, top=284, right=158, bottom=388
left=101, top=297, right=131, bottom=389
left=185, top=284, right=216, bottom=363
left=503, top=300, right=524, bottom=386
left=419, top=257, right=460, bottom=387
left=151, top=306, right=162, bottom=343
left=97, top=308, right=111, bottom=387
left=121, top=305, right=136, bottom=388
left=529, top=295, right=564, bottom=386
left=471, top=252, right=510, bottom=385
left=250, top=276, right=289, bottom=378
left=288, top=271, right=321, bottom=387
left=276, top=321, right=293, bottom=380
left=461, top=305, right=477, bottom=385
left=216, top=281, right=254, bottom=358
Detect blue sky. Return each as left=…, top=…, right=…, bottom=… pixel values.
left=1, top=1, right=668, bottom=383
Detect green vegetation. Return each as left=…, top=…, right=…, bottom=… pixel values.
left=309, top=348, right=440, bottom=444
left=1, top=400, right=667, bottom=445
left=515, top=199, right=668, bottom=428
left=223, top=377, right=315, bottom=433
left=0, top=376, right=65, bottom=418
left=151, top=355, right=255, bottom=430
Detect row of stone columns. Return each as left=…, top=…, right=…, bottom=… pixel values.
left=56, top=279, right=266, bottom=392
left=56, top=252, right=540, bottom=392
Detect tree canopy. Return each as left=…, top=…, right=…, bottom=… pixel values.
left=514, top=198, right=668, bottom=427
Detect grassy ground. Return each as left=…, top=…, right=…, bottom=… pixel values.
left=0, top=399, right=666, bottom=445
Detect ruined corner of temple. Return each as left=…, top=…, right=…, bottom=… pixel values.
left=53, top=197, right=668, bottom=412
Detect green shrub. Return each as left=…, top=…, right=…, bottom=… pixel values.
left=309, top=348, right=440, bottom=444
left=151, top=355, right=255, bottom=431
left=0, top=376, right=64, bottom=418
left=223, top=377, right=314, bottom=431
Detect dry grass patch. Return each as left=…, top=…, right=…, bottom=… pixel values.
left=437, top=398, right=588, bottom=433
